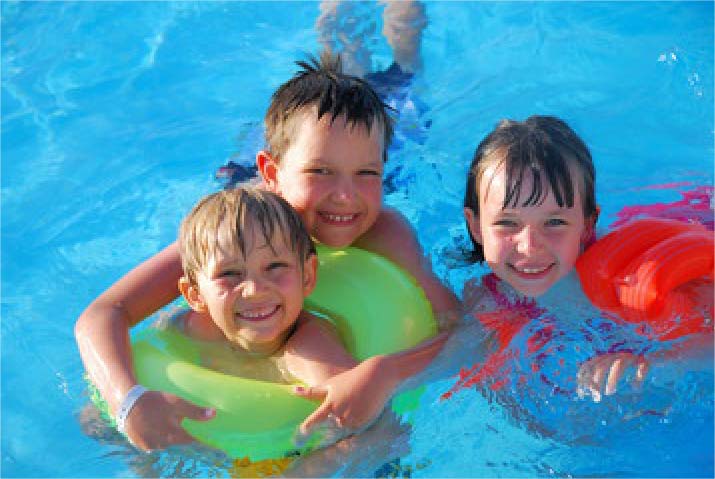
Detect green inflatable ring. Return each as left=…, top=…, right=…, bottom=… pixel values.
left=93, top=245, right=436, bottom=460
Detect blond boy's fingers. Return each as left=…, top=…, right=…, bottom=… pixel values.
left=178, top=401, right=216, bottom=423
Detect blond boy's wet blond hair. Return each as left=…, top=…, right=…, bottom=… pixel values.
left=179, top=187, right=315, bottom=285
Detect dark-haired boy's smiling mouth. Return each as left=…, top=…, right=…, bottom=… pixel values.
left=319, top=212, right=359, bottom=224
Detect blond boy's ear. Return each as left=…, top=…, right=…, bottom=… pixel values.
left=178, top=276, right=208, bottom=312
left=256, top=150, right=280, bottom=193
left=463, top=207, right=483, bottom=244
left=302, top=254, right=319, bottom=297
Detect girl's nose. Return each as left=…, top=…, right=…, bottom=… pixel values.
left=515, top=226, right=543, bottom=255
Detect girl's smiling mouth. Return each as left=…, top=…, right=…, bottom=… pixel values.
left=509, top=263, right=555, bottom=277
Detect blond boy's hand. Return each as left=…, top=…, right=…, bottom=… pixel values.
left=577, top=352, right=649, bottom=402
left=122, top=390, right=215, bottom=452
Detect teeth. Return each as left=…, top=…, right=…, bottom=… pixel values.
left=323, top=213, right=356, bottom=222
left=238, top=305, right=277, bottom=319
left=517, top=266, right=549, bottom=274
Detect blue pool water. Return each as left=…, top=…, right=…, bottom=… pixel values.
left=2, top=1, right=713, bottom=477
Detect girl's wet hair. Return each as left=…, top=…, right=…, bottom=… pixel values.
left=464, top=115, right=597, bottom=263
left=264, top=51, right=395, bottom=163
left=179, top=187, right=315, bottom=285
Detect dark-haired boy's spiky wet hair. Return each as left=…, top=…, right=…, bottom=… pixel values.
left=463, top=115, right=597, bottom=263
left=264, top=51, right=394, bottom=163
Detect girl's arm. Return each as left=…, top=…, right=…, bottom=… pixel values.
left=75, top=242, right=214, bottom=450
left=577, top=332, right=714, bottom=402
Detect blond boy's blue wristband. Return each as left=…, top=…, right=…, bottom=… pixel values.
left=116, top=384, right=147, bottom=434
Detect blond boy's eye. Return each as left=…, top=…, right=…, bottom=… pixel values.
left=267, top=261, right=288, bottom=271
left=306, top=167, right=330, bottom=175
left=358, top=168, right=381, bottom=176
left=219, top=269, right=243, bottom=278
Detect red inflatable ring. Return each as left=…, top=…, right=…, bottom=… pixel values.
left=576, top=218, right=714, bottom=340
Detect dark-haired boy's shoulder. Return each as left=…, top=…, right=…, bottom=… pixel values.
left=355, top=206, right=418, bottom=258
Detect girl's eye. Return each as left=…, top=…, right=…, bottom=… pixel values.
left=546, top=218, right=568, bottom=227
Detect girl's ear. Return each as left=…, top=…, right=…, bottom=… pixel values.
left=178, top=277, right=207, bottom=312
left=464, top=207, right=483, bottom=244
left=581, top=205, right=601, bottom=249
left=256, top=150, right=279, bottom=192
left=301, top=253, right=318, bottom=296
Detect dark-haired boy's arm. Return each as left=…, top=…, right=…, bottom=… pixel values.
left=294, top=329, right=448, bottom=436
left=75, top=242, right=214, bottom=451
left=292, top=208, right=460, bottom=434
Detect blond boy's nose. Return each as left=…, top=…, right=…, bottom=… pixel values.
left=241, top=277, right=266, bottom=297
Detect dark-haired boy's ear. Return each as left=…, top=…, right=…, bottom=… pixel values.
left=178, top=277, right=207, bottom=312
left=302, top=254, right=318, bottom=296
left=464, top=207, right=483, bottom=244
left=256, top=150, right=279, bottom=193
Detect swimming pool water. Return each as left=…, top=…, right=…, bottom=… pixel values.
left=2, top=1, right=713, bottom=477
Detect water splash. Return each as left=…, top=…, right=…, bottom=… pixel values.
left=611, top=185, right=713, bottom=230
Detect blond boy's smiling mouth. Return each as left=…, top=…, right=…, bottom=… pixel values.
left=237, top=304, right=280, bottom=322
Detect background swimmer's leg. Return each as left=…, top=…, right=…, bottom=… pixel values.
left=381, top=0, right=427, bottom=74
left=315, top=0, right=427, bottom=78
left=316, top=0, right=375, bottom=78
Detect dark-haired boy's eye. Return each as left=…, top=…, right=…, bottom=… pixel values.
left=494, top=219, right=518, bottom=227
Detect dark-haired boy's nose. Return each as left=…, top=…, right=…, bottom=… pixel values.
left=330, top=176, right=356, bottom=203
